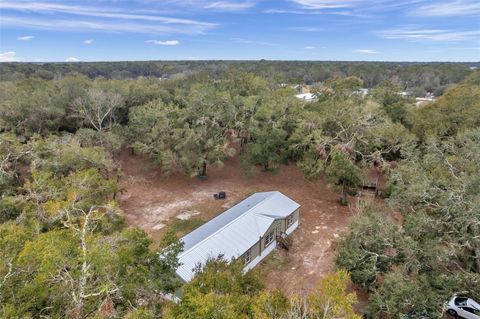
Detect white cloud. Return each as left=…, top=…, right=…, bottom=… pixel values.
left=1, top=16, right=211, bottom=35
left=0, top=2, right=214, bottom=25
left=379, top=27, right=480, bottom=42
left=17, top=35, right=34, bottom=41
left=353, top=49, right=378, bottom=54
left=304, top=46, right=316, bottom=49
left=414, top=0, right=480, bottom=16
left=289, top=0, right=359, bottom=9
left=0, top=51, right=21, bottom=62
left=286, top=0, right=480, bottom=19
left=0, top=2, right=217, bottom=35
left=65, top=57, right=80, bottom=62
left=83, top=39, right=94, bottom=45
left=289, top=0, right=431, bottom=11
left=232, top=38, right=275, bottom=46
left=204, top=1, right=256, bottom=10
left=145, top=40, right=180, bottom=45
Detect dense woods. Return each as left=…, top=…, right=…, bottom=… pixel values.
left=0, top=62, right=478, bottom=318
left=1, top=61, right=476, bottom=97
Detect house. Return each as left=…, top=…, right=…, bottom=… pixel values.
left=354, top=88, right=369, bottom=96
left=295, top=92, right=316, bottom=102
left=175, top=191, right=300, bottom=282
left=292, top=84, right=311, bottom=94
left=415, top=92, right=435, bottom=106
left=398, top=91, right=407, bottom=97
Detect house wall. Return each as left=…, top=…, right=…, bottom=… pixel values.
left=260, top=220, right=281, bottom=252
left=289, top=209, right=300, bottom=226
left=249, top=240, right=261, bottom=261
left=244, top=240, right=276, bottom=271
left=243, top=208, right=301, bottom=270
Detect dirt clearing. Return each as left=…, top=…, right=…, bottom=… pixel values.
left=117, top=150, right=358, bottom=295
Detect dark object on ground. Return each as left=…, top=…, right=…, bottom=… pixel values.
left=277, top=232, right=292, bottom=250
left=361, top=182, right=377, bottom=190
left=213, top=191, right=226, bottom=200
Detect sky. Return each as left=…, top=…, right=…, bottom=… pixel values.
left=0, top=0, right=479, bottom=62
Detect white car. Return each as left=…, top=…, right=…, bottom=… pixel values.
left=445, top=295, right=480, bottom=319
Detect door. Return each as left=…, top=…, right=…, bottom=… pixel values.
left=275, top=222, right=282, bottom=236
left=458, top=307, right=480, bottom=319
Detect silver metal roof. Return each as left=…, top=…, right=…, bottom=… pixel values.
left=176, top=191, right=300, bottom=282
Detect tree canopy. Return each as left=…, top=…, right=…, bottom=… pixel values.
left=1, top=63, right=478, bottom=318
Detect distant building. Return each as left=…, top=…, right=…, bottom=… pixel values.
left=415, top=92, right=435, bottom=106
left=175, top=191, right=300, bottom=283
left=354, top=88, right=369, bottom=96
left=295, top=93, right=317, bottom=102
left=292, top=84, right=311, bottom=94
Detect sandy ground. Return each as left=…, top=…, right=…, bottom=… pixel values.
left=117, top=149, right=361, bottom=295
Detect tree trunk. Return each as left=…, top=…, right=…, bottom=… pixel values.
left=240, top=137, right=246, bottom=154
left=201, top=161, right=207, bottom=177
left=341, top=182, right=348, bottom=205
left=475, top=247, right=480, bottom=273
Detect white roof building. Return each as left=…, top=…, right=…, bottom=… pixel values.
left=295, top=93, right=316, bottom=102
left=175, top=191, right=300, bottom=282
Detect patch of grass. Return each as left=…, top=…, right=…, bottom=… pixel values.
left=260, top=250, right=290, bottom=271
left=167, top=218, right=206, bottom=237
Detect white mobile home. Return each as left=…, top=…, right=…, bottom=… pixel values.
left=175, top=191, right=300, bottom=282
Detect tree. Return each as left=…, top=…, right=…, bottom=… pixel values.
left=292, top=77, right=381, bottom=179
left=308, top=270, right=360, bottom=319
left=72, top=88, right=124, bottom=132
left=0, top=78, right=66, bottom=136
left=410, top=71, right=480, bottom=140
left=252, top=271, right=360, bottom=319
left=241, top=93, right=296, bottom=172
left=176, top=85, right=236, bottom=177
left=1, top=200, right=182, bottom=318
left=0, top=133, right=28, bottom=195
left=366, top=273, right=440, bottom=318
left=371, top=81, right=411, bottom=127
left=128, top=99, right=179, bottom=173
left=243, top=124, right=287, bottom=172
left=336, top=204, right=406, bottom=289
left=252, top=290, right=290, bottom=319
left=325, top=150, right=363, bottom=205
left=164, top=257, right=264, bottom=319
left=28, top=134, right=118, bottom=178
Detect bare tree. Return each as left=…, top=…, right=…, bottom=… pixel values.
left=72, top=89, right=123, bottom=131
left=60, top=204, right=120, bottom=318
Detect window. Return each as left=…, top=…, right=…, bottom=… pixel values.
left=264, top=230, right=275, bottom=247
left=462, top=307, right=480, bottom=315
left=286, top=213, right=295, bottom=227
left=241, top=248, right=251, bottom=264
left=455, top=297, right=468, bottom=306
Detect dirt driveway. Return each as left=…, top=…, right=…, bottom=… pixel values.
left=117, top=150, right=358, bottom=295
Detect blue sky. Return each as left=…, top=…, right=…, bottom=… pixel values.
left=0, top=0, right=479, bottom=62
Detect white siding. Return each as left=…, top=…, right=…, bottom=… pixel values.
left=286, top=220, right=299, bottom=235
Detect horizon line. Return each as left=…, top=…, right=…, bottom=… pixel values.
left=2, top=59, right=479, bottom=64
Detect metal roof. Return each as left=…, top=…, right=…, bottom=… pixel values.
left=176, top=191, right=300, bottom=282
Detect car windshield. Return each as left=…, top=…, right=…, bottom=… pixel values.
left=455, top=297, right=468, bottom=306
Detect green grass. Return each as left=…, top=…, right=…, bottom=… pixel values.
left=167, top=218, right=206, bottom=237
left=260, top=250, right=290, bottom=270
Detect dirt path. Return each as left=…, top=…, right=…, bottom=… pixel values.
left=117, top=150, right=357, bottom=295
